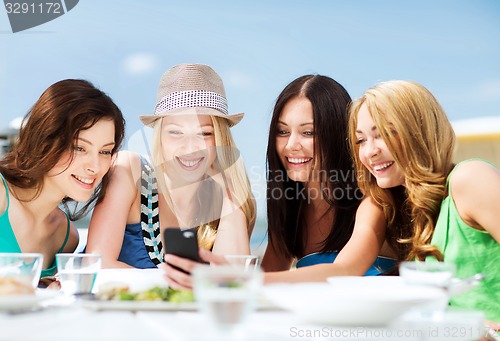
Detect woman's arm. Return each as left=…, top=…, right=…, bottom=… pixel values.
left=264, top=196, right=386, bottom=283
left=211, top=204, right=250, bottom=255
left=260, top=238, right=294, bottom=272
left=450, top=160, right=500, bottom=243
left=86, top=151, right=142, bottom=268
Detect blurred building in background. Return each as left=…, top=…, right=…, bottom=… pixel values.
left=0, top=117, right=21, bottom=157
left=452, top=117, right=500, bottom=168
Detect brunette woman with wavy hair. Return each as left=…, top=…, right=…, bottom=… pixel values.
left=261, top=75, right=397, bottom=282
left=349, top=80, right=500, bottom=323
left=0, top=79, right=125, bottom=278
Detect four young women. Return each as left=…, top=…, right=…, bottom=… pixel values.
left=3, top=70, right=497, bottom=324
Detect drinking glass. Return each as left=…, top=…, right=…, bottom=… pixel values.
left=193, top=264, right=263, bottom=335
left=0, top=253, right=43, bottom=290
left=56, top=254, right=101, bottom=296
left=224, top=255, right=259, bottom=272
left=399, top=261, right=456, bottom=288
left=399, top=261, right=456, bottom=316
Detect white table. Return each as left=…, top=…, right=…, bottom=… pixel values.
left=0, top=297, right=488, bottom=341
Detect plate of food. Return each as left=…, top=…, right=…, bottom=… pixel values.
left=85, top=270, right=279, bottom=312
left=83, top=279, right=196, bottom=311
left=0, top=277, right=58, bottom=311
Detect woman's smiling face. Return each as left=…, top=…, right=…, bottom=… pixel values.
left=46, top=119, right=116, bottom=202
left=355, top=103, right=405, bottom=188
left=161, top=114, right=216, bottom=185
left=275, top=96, right=316, bottom=183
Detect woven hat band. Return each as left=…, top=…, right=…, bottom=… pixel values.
left=154, top=90, right=228, bottom=116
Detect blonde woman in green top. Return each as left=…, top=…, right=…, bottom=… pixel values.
left=348, top=80, right=500, bottom=327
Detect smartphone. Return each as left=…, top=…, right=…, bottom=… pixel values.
left=163, top=227, right=200, bottom=265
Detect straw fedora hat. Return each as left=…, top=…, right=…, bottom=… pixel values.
left=140, top=64, right=244, bottom=127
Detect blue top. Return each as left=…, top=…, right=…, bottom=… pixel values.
left=119, top=222, right=158, bottom=268
left=296, top=251, right=397, bottom=276
left=118, top=156, right=163, bottom=268
left=0, top=173, right=70, bottom=277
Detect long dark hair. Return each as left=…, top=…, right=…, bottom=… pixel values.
left=266, top=75, right=361, bottom=259
left=0, top=79, right=126, bottom=220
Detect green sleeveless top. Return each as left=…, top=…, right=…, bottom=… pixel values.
left=0, top=173, right=71, bottom=277
left=431, top=159, right=500, bottom=322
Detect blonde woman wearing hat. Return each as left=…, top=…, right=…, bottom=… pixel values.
left=87, top=64, right=256, bottom=270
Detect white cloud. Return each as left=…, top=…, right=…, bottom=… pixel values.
left=122, top=53, right=160, bottom=75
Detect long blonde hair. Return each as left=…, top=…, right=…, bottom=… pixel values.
left=151, top=115, right=256, bottom=250
left=349, top=80, right=455, bottom=261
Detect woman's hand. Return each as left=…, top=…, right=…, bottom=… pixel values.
left=38, top=276, right=61, bottom=290
left=160, top=248, right=228, bottom=290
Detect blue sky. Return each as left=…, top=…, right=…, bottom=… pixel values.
left=1, top=0, right=500, bottom=220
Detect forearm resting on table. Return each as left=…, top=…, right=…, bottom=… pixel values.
left=264, top=263, right=357, bottom=284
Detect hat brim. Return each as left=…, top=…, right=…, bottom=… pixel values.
left=139, top=107, right=244, bottom=128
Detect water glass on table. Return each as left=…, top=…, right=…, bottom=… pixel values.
left=193, top=264, right=263, bottom=335
left=224, top=255, right=259, bottom=272
left=399, top=261, right=456, bottom=287
left=399, top=261, right=456, bottom=316
left=56, top=254, right=101, bottom=296
left=0, top=253, right=43, bottom=292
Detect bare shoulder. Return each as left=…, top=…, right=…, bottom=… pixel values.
left=114, top=150, right=142, bottom=170
left=450, top=160, right=499, bottom=196
left=450, top=160, right=500, bottom=229
left=357, top=195, right=384, bottom=217
left=111, top=151, right=143, bottom=184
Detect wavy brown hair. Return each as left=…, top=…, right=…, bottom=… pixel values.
left=0, top=79, right=125, bottom=220
left=348, top=80, right=455, bottom=261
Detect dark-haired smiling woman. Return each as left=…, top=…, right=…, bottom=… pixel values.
left=262, top=74, right=398, bottom=283
left=0, top=79, right=125, bottom=278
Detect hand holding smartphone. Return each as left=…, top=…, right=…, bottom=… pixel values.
left=163, top=227, right=200, bottom=273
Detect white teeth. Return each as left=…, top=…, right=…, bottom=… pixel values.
left=74, top=175, right=94, bottom=184
left=288, top=157, right=311, bottom=164
left=373, top=162, right=394, bottom=171
left=178, top=158, right=202, bottom=167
